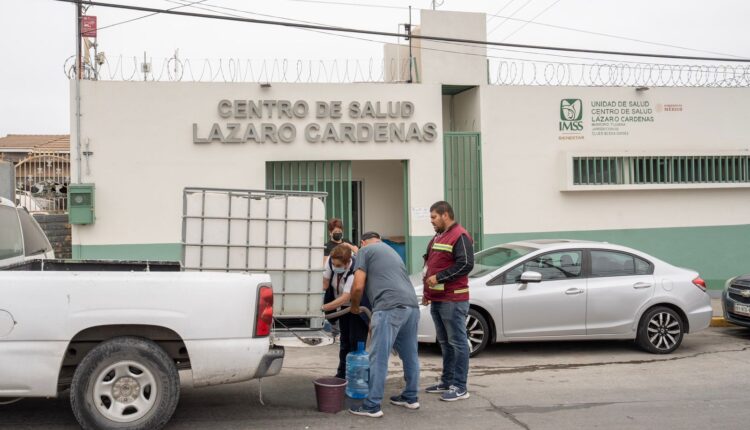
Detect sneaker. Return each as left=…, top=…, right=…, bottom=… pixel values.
left=425, top=383, right=451, bottom=393
left=390, top=394, right=420, bottom=410
left=440, top=386, right=470, bottom=402
left=349, top=404, right=384, bottom=418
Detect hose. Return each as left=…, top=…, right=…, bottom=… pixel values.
left=324, top=306, right=372, bottom=320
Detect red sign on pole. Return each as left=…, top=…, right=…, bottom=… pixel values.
left=81, top=16, right=97, bottom=38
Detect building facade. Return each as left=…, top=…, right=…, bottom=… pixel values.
left=70, top=10, right=750, bottom=291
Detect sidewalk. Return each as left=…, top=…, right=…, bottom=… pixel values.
left=710, top=297, right=733, bottom=327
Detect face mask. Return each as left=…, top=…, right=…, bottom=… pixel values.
left=332, top=266, right=347, bottom=274
left=332, top=232, right=343, bottom=241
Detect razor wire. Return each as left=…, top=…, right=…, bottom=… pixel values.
left=64, top=54, right=415, bottom=83
left=488, top=59, right=750, bottom=87
left=64, top=54, right=750, bottom=87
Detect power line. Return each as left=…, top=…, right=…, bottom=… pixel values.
left=486, top=0, right=518, bottom=24
left=55, top=0, right=750, bottom=63
left=499, top=0, right=561, bottom=42
left=96, top=0, right=209, bottom=31
left=166, top=0, right=732, bottom=67
left=124, top=0, right=746, bottom=60
left=283, top=0, right=406, bottom=10
left=485, top=12, right=746, bottom=59
left=95, top=0, right=748, bottom=62
left=270, top=0, right=750, bottom=59
left=488, top=0, right=535, bottom=36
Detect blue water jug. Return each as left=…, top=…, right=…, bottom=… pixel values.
left=345, top=342, right=369, bottom=399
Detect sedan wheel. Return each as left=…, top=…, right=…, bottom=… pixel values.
left=466, top=309, right=490, bottom=357
left=636, top=306, right=684, bottom=354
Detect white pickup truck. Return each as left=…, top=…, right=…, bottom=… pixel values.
left=0, top=197, right=284, bottom=430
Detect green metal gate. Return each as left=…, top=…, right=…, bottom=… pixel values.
left=266, top=161, right=353, bottom=240
left=444, top=133, right=483, bottom=250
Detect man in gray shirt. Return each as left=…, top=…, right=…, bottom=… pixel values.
left=349, top=231, right=421, bottom=418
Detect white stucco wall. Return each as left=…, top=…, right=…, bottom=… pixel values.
left=418, top=10, right=487, bottom=86
left=480, top=85, right=750, bottom=234
left=351, top=160, right=404, bottom=238
left=451, top=87, right=482, bottom=132
left=70, top=81, right=443, bottom=247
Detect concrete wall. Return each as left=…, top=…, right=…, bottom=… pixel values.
left=451, top=87, right=482, bottom=132
left=480, top=86, right=750, bottom=235
left=70, top=80, right=443, bottom=254
left=351, top=160, right=404, bottom=239
left=33, top=214, right=71, bottom=259
left=479, top=85, right=750, bottom=289
left=418, top=10, right=487, bottom=86
left=383, top=43, right=419, bottom=83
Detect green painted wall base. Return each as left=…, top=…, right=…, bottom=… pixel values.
left=408, top=224, right=750, bottom=290
left=72, top=243, right=182, bottom=262
left=76, top=223, right=746, bottom=291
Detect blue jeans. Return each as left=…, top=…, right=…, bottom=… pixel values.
left=364, top=306, right=421, bottom=409
left=430, top=300, right=470, bottom=391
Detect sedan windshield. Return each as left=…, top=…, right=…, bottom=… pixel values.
left=469, top=245, right=535, bottom=278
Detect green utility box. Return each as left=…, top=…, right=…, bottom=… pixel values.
left=68, top=183, right=95, bottom=225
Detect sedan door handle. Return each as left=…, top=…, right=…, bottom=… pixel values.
left=633, top=282, right=653, bottom=289
left=565, top=288, right=584, bottom=295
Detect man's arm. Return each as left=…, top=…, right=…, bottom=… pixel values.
left=435, top=234, right=475, bottom=283
left=349, top=269, right=367, bottom=314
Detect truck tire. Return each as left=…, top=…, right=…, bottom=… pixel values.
left=70, top=336, right=180, bottom=430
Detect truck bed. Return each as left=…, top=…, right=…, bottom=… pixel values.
left=1, top=259, right=182, bottom=272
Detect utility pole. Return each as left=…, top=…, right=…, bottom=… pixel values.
left=407, top=6, right=413, bottom=83
left=76, top=1, right=82, bottom=79
left=75, top=0, right=82, bottom=183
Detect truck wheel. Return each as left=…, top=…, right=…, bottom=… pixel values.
left=70, top=336, right=180, bottom=430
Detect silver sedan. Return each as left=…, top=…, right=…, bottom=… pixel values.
left=416, top=240, right=713, bottom=356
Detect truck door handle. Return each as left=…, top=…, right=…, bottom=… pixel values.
left=565, top=288, right=584, bottom=295
left=633, top=282, right=653, bottom=289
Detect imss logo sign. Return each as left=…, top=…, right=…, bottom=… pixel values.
left=559, top=99, right=583, bottom=132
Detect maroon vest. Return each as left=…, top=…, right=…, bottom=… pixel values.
left=424, top=223, right=472, bottom=302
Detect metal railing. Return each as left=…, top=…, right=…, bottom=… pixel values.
left=15, top=152, right=70, bottom=213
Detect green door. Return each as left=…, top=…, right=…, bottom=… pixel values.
left=443, top=133, right=483, bottom=250
left=266, top=161, right=353, bottom=240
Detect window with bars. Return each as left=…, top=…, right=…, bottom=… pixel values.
left=572, top=156, right=750, bottom=186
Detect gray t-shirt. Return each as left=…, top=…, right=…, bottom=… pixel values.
left=354, top=241, right=419, bottom=311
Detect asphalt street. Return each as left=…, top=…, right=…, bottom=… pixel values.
left=3, top=326, right=750, bottom=430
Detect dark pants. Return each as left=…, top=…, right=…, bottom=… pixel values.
left=336, top=312, right=370, bottom=379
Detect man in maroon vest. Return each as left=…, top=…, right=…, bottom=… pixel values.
left=423, top=201, right=474, bottom=401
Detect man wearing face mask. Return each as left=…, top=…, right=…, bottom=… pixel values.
left=321, top=244, right=369, bottom=379
left=324, top=218, right=359, bottom=258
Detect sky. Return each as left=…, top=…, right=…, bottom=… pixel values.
left=0, top=0, right=748, bottom=137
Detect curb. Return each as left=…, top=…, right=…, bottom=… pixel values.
left=710, top=316, right=736, bottom=328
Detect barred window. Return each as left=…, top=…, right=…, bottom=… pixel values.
left=573, top=156, right=750, bottom=186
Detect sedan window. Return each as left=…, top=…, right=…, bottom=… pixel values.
left=504, top=250, right=583, bottom=283
left=590, top=250, right=653, bottom=277
left=470, top=245, right=535, bottom=278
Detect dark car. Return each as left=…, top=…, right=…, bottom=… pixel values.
left=723, top=275, right=750, bottom=327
